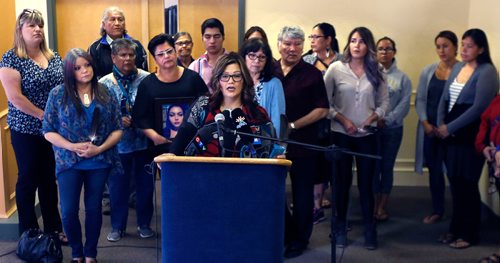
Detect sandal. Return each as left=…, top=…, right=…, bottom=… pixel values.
left=449, top=238, right=471, bottom=249
left=423, top=214, right=442, bottom=224
left=321, top=199, right=331, bottom=208
left=374, top=212, right=389, bottom=221
left=437, top=233, right=455, bottom=244
left=479, top=253, right=500, bottom=263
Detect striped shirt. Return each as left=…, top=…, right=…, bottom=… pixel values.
left=448, top=78, right=465, bottom=112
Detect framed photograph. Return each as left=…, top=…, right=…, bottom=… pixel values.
left=154, top=97, right=193, bottom=139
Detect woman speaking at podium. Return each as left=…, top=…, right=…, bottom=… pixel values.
left=170, top=52, right=272, bottom=157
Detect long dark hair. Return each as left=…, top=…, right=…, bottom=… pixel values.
left=342, top=27, right=384, bottom=90
left=243, top=26, right=269, bottom=46
left=462, top=28, right=493, bottom=65
left=315, top=22, right=339, bottom=53
left=209, top=52, right=257, bottom=111
left=238, top=38, right=274, bottom=82
left=62, top=48, right=110, bottom=115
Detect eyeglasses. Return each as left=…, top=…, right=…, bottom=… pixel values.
left=155, top=48, right=175, bottom=57
left=175, top=40, right=192, bottom=47
left=247, top=53, right=267, bottom=62
left=308, top=35, right=325, bottom=40
left=220, top=73, right=243, bottom=82
left=377, top=47, right=395, bottom=53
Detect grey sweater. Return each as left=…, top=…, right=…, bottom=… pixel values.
left=437, top=62, right=499, bottom=134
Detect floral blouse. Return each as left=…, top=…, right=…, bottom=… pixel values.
left=42, top=84, right=123, bottom=176
left=0, top=49, right=63, bottom=135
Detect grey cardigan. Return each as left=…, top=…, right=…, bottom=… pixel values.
left=437, top=62, right=498, bottom=134
left=414, top=63, right=439, bottom=174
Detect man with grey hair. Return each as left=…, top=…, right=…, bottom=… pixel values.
left=274, top=26, right=329, bottom=258
left=99, top=38, right=154, bottom=241
left=89, top=6, right=148, bottom=79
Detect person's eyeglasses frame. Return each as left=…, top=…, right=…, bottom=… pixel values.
left=220, top=74, right=243, bottom=82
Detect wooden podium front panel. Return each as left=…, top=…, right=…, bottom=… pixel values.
left=159, top=157, right=287, bottom=263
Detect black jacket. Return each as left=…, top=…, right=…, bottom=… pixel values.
left=88, top=34, right=148, bottom=79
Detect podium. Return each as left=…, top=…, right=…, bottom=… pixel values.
left=154, top=155, right=292, bottom=263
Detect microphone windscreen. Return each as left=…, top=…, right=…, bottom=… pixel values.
left=229, top=108, right=254, bottom=148
left=171, top=122, right=197, bottom=155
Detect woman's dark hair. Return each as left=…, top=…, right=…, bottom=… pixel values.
left=462, top=28, right=493, bottom=65
left=377, top=36, right=396, bottom=53
left=342, top=27, right=384, bottom=90
left=147, top=33, right=175, bottom=55
left=238, top=38, right=274, bottom=82
left=314, top=22, right=339, bottom=53
left=209, top=52, right=257, bottom=111
left=243, top=26, right=269, bottom=46
left=434, top=30, right=458, bottom=48
left=62, top=48, right=110, bottom=115
left=165, top=104, right=187, bottom=131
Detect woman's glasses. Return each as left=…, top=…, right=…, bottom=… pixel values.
left=308, top=35, right=325, bottom=40
left=377, top=47, right=395, bottom=53
left=155, top=48, right=175, bottom=58
left=220, top=74, right=243, bottom=82
left=247, top=53, right=267, bottom=62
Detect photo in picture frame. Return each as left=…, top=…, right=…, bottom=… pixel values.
left=154, top=97, right=193, bottom=139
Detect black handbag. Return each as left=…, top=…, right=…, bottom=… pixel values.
left=16, top=229, right=63, bottom=263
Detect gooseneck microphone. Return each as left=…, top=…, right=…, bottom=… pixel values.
left=214, top=113, right=226, bottom=156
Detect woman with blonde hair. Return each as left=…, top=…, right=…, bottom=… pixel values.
left=0, top=8, right=65, bottom=241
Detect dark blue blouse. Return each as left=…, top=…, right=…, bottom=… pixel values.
left=0, top=49, right=63, bottom=135
left=42, top=85, right=123, bottom=176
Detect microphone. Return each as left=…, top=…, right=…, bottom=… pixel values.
left=229, top=108, right=253, bottom=147
left=214, top=113, right=226, bottom=156
left=183, top=123, right=217, bottom=156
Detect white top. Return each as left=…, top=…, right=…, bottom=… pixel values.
left=324, top=61, right=389, bottom=136
left=448, top=78, right=465, bottom=112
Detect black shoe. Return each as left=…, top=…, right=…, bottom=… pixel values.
left=336, top=233, right=347, bottom=248
left=313, top=208, right=326, bottom=225
left=364, top=230, right=378, bottom=250
left=284, top=243, right=306, bottom=258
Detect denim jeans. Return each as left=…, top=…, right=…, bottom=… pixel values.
left=57, top=168, right=109, bottom=259
left=11, top=130, right=62, bottom=235
left=423, top=135, right=446, bottom=215
left=109, top=150, right=154, bottom=230
left=373, top=126, right=403, bottom=194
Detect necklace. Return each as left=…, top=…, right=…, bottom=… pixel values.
left=83, top=94, right=91, bottom=106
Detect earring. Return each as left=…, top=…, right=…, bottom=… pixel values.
left=326, top=47, right=330, bottom=58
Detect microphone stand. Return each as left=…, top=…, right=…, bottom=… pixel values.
left=226, top=129, right=381, bottom=160
left=226, top=128, right=380, bottom=263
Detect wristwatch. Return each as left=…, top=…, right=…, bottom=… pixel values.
left=290, top=122, right=296, bottom=129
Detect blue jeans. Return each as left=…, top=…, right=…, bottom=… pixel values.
left=109, top=150, right=154, bottom=230
left=423, top=135, right=446, bottom=215
left=11, top=130, right=62, bottom=235
left=373, top=126, right=403, bottom=194
left=57, top=168, right=109, bottom=259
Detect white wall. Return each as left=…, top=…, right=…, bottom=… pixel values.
left=15, top=0, right=50, bottom=46
left=246, top=0, right=500, bottom=187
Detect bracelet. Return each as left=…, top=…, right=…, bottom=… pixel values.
left=290, top=122, right=296, bottom=129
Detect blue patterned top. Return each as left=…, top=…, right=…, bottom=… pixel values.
left=99, top=69, right=149, bottom=154
left=42, top=85, right=123, bottom=175
left=0, top=49, right=63, bottom=135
